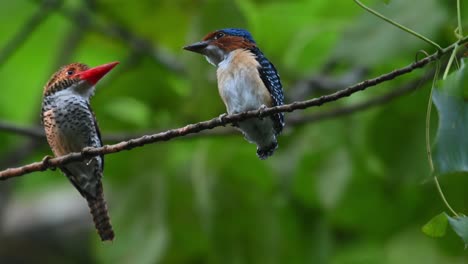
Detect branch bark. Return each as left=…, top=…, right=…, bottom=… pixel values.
left=0, top=74, right=424, bottom=141
left=0, top=43, right=453, bottom=180
left=287, top=72, right=430, bottom=127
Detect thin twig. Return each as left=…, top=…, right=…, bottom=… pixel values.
left=0, top=43, right=457, bottom=180
left=0, top=36, right=464, bottom=143
left=0, top=57, right=431, bottom=141
left=353, top=0, right=443, bottom=52
left=0, top=65, right=429, bottom=141
left=0, top=121, right=45, bottom=139
left=288, top=65, right=369, bottom=101
left=288, top=73, right=430, bottom=126
left=0, top=75, right=426, bottom=141
left=456, top=0, right=463, bottom=38
left=188, top=73, right=431, bottom=137
left=434, top=176, right=459, bottom=216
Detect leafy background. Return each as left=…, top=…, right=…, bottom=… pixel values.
left=0, top=0, right=467, bottom=263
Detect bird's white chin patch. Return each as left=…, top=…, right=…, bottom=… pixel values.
left=73, top=80, right=96, bottom=98
left=204, top=45, right=227, bottom=66
left=204, top=55, right=217, bottom=67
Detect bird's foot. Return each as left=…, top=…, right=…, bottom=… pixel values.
left=81, top=146, right=93, bottom=155
left=218, top=113, right=229, bottom=126
left=41, top=155, right=56, bottom=171
left=81, top=147, right=94, bottom=165
left=258, top=104, right=268, bottom=120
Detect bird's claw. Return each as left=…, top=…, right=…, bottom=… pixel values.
left=258, top=104, right=268, bottom=120
left=218, top=113, right=228, bottom=125
left=81, top=146, right=92, bottom=155
left=81, top=147, right=94, bottom=165
left=41, top=155, right=56, bottom=171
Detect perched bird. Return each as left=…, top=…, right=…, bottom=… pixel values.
left=184, top=28, right=285, bottom=159
left=41, top=62, right=119, bottom=241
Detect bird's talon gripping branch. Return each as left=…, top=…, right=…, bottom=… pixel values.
left=81, top=146, right=92, bottom=156
left=41, top=155, right=56, bottom=171
left=258, top=104, right=268, bottom=120
left=218, top=113, right=229, bottom=125
left=81, top=147, right=96, bottom=165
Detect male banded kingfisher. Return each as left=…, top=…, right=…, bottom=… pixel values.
left=41, top=62, right=119, bottom=241
left=184, top=28, right=285, bottom=159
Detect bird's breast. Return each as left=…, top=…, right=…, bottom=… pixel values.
left=216, top=49, right=272, bottom=114
left=42, top=92, right=101, bottom=157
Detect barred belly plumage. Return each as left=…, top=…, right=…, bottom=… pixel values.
left=42, top=89, right=102, bottom=198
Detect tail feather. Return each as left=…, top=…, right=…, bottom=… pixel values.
left=256, top=140, right=278, bottom=160
left=86, top=182, right=114, bottom=241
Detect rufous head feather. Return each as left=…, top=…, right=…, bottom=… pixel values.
left=43, top=62, right=119, bottom=97
left=184, top=28, right=257, bottom=66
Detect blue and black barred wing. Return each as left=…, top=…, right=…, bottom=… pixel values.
left=252, top=47, right=285, bottom=135
left=87, top=102, right=104, bottom=173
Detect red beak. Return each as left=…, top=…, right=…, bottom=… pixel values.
left=76, top=61, right=119, bottom=85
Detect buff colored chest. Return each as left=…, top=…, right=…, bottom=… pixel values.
left=216, top=49, right=272, bottom=114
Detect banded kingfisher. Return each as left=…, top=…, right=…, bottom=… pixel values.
left=41, top=61, right=119, bottom=241
left=184, top=28, right=285, bottom=159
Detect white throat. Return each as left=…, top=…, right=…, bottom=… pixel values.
left=203, top=45, right=229, bottom=66
left=52, top=81, right=95, bottom=101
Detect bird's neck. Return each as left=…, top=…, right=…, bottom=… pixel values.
left=217, top=49, right=258, bottom=71
left=43, top=88, right=90, bottom=109
left=204, top=45, right=230, bottom=66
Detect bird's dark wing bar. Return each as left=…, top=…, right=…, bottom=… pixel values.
left=87, top=102, right=104, bottom=172
left=252, top=47, right=285, bottom=135
left=61, top=166, right=90, bottom=198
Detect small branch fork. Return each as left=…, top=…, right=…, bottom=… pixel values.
left=1, top=42, right=459, bottom=180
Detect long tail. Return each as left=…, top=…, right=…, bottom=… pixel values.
left=86, top=182, right=114, bottom=241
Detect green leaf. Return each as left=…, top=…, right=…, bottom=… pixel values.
left=422, top=212, right=448, bottom=238
left=446, top=214, right=468, bottom=248
left=432, top=61, right=468, bottom=175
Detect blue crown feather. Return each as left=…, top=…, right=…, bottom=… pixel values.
left=219, top=28, right=256, bottom=43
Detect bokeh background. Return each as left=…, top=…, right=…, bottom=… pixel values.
left=0, top=0, right=467, bottom=263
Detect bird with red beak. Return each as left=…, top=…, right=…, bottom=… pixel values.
left=41, top=62, right=119, bottom=241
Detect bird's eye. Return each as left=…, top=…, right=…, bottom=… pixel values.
left=66, top=70, right=74, bottom=76
left=214, top=32, right=225, bottom=40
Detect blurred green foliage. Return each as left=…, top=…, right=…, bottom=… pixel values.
left=422, top=212, right=448, bottom=238
left=447, top=215, right=468, bottom=248
left=0, top=0, right=467, bottom=263
left=433, top=61, right=468, bottom=175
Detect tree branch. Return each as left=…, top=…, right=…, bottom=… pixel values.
left=0, top=73, right=427, bottom=141
left=0, top=121, right=44, bottom=139
left=0, top=64, right=430, bottom=141
left=0, top=55, right=429, bottom=141
left=288, top=63, right=369, bottom=101
left=0, top=42, right=456, bottom=180
left=178, top=67, right=432, bottom=138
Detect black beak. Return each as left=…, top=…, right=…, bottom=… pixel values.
left=183, top=40, right=209, bottom=54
